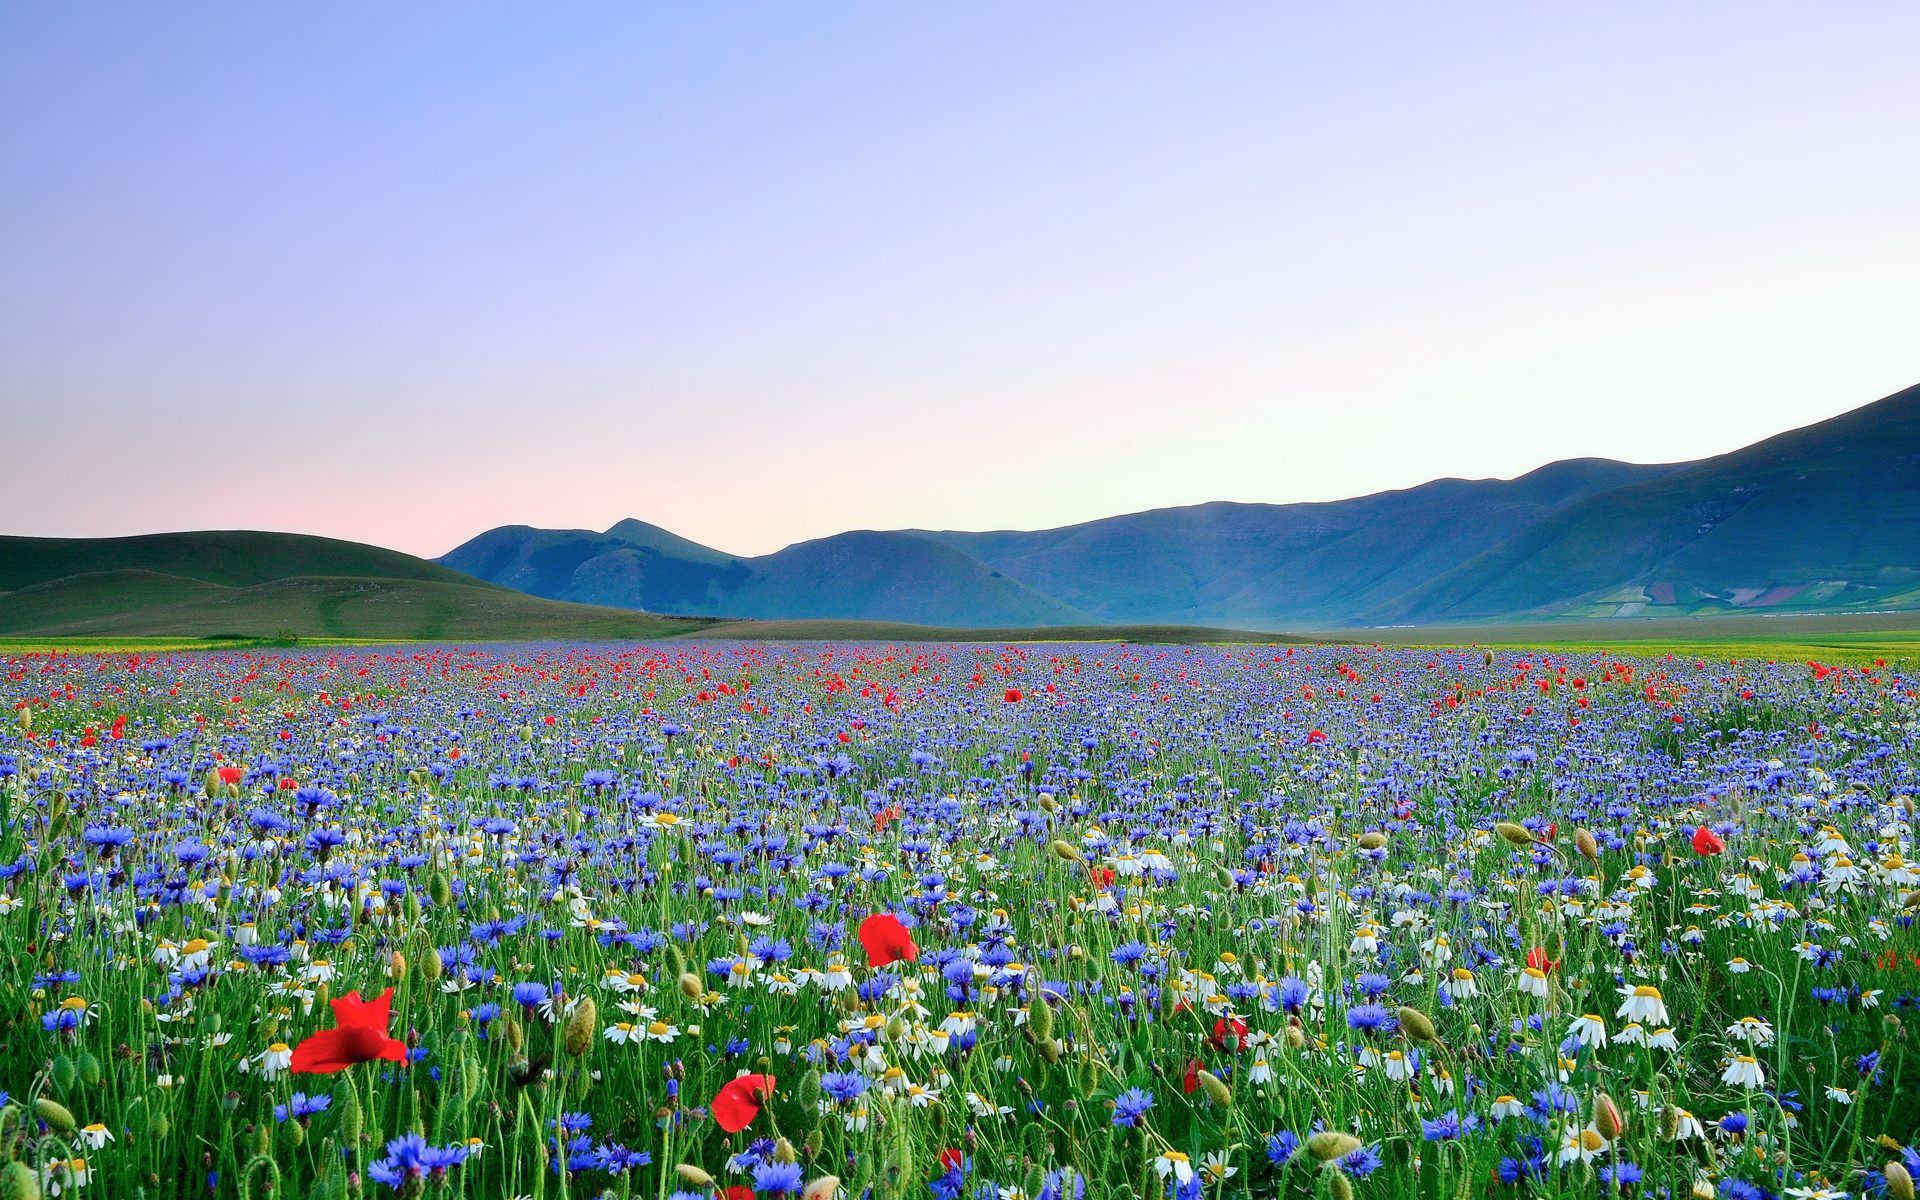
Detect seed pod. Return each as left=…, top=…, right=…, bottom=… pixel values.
left=1494, top=822, right=1536, bottom=848
left=1049, top=839, right=1084, bottom=862
left=675, top=1165, right=716, bottom=1189
left=33, top=1097, right=76, bottom=1132
left=1357, top=831, right=1387, bottom=850
left=1196, top=1070, right=1233, bottom=1107
left=1593, top=1091, right=1625, bottom=1140
left=564, top=997, right=598, bottom=1057
left=0, top=1160, right=40, bottom=1200
left=1397, top=1006, right=1439, bottom=1044
left=678, top=973, right=705, bottom=1001
left=1306, top=1131, right=1360, bottom=1162
left=1574, top=829, right=1600, bottom=860
left=1889, top=1162, right=1917, bottom=1200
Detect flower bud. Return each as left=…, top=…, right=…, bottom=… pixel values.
left=336, top=1080, right=363, bottom=1144
left=803, top=1176, right=841, bottom=1200
left=1306, top=1131, right=1361, bottom=1162
left=33, top=1097, right=75, bottom=1132
left=1049, top=839, right=1084, bottom=863
left=1494, top=822, right=1536, bottom=848
left=564, top=997, right=598, bottom=1057
left=1397, top=1006, right=1439, bottom=1044
left=1196, top=1070, right=1233, bottom=1107
left=675, top=1165, right=716, bottom=1188
left=1889, top=1162, right=1917, bottom=1200
left=1593, top=1091, right=1625, bottom=1140
left=0, top=1160, right=40, bottom=1200
left=1574, top=829, right=1600, bottom=860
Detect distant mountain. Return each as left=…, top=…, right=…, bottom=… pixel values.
left=442, top=524, right=1092, bottom=626
left=441, top=382, right=1920, bottom=626
left=0, top=531, right=714, bottom=640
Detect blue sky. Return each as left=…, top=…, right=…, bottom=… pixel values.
left=3, top=3, right=1916, bottom=556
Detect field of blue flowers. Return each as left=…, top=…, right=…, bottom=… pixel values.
left=2, top=641, right=1916, bottom=1200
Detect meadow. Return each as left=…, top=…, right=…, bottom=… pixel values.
left=1, top=639, right=1916, bottom=1200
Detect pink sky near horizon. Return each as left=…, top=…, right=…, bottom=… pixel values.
left=2, top=4, right=1917, bottom=559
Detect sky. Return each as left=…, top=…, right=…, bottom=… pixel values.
left=2, top=4, right=1917, bottom=559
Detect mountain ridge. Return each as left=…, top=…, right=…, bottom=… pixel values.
left=438, top=382, right=1920, bottom=626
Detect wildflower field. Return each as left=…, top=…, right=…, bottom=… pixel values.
left=2, top=641, right=1918, bottom=1200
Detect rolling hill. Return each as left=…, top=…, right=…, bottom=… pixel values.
left=0, top=531, right=715, bottom=640
left=442, top=381, right=1920, bottom=627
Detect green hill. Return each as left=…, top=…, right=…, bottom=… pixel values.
left=0, top=530, right=479, bottom=591
left=0, top=532, right=715, bottom=640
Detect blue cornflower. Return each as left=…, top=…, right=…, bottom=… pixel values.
left=1112, top=1087, right=1156, bottom=1127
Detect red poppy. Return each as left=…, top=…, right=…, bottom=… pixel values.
left=1003, top=688, right=1022, bottom=703
left=1691, top=826, right=1725, bottom=856
left=217, top=766, right=244, bottom=786
left=1088, top=866, right=1116, bottom=888
left=290, top=988, right=408, bottom=1073
left=1210, top=1016, right=1249, bottom=1051
left=724, top=1189, right=755, bottom=1200
left=1181, top=1057, right=1202, bottom=1093
left=938, top=1148, right=966, bottom=1172
left=1305, top=729, right=1328, bottom=743
left=858, top=913, right=918, bottom=968
left=712, top=1073, right=775, bottom=1133
left=1524, top=947, right=1559, bottom=973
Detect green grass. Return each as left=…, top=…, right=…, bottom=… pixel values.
left=684, top=619, right=1310, bottom=644
left=1, top=574, right=717, bottom=642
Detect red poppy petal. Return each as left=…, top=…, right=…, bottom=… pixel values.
left=289, top=1028, right=361, bottom=1074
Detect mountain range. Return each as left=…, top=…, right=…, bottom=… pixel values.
left=440, top=381, right=1920, bottom=627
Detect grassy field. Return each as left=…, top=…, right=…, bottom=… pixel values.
left=684, top=619, right=1306, bottom=644
left=3, top=640, right=1915, bottom=1200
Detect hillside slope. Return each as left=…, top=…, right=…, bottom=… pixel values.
left=0, top=530, right=482, bottom=591
left=1372, top=382, right=1920, bottom=621
left=0, top=532, right=715, bottom=640
left=923, top=457, right=1673, bottom=624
